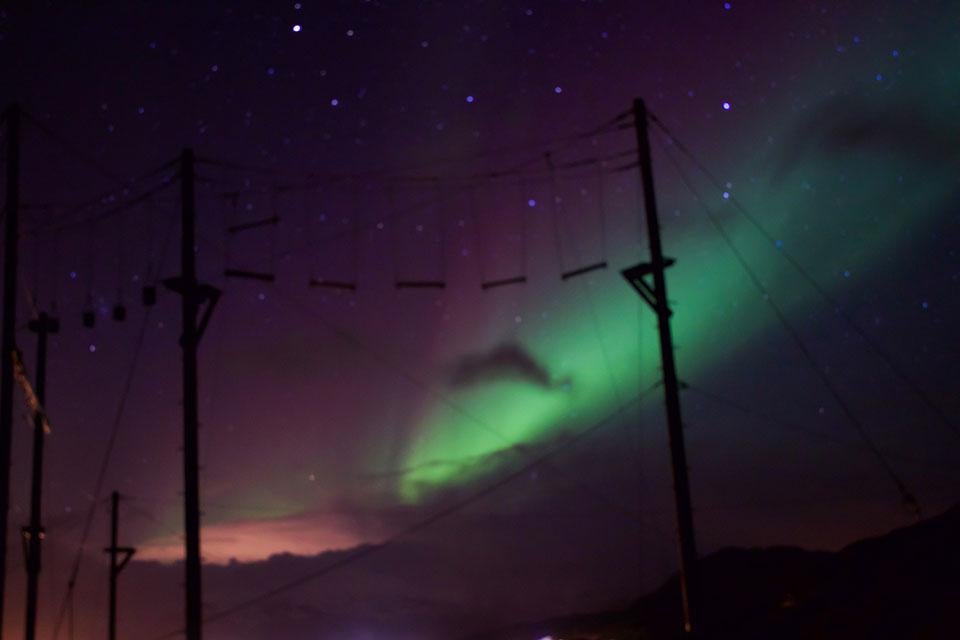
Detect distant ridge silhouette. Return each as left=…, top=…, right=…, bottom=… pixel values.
left=467, top=503, right=960, bottom=639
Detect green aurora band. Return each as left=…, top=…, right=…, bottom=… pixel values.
left=396, top=28, right=960, bottom=502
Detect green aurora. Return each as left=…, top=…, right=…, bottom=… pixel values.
left=396, top=31, right=960, bottom=502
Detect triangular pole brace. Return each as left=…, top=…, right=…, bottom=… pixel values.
left=161, top=278, right=222, bottom=345
left=621, top=259, right=676, bottom=314
left=104, top=546, right=136, bottom=576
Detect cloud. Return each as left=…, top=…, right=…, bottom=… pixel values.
left=138, top=510, right=370, bottom=564
left=774, top=96, right=960, bottom=178
left=447, top=343, right=568, bottom=390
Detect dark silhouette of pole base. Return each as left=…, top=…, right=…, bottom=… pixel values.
left=622, top=97, right=700, bottom=636
left=0, top=102, right=23, bottom=638
left=24, top=312, right=59, bottom=640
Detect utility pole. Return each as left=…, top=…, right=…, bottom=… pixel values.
left=0, top=102, right=22, bottom=637
left=103, top=491, right=135, bottom=640
left=163, top=148, right=220, bottom=640
left=621, top=98, right=700, bottom=636
left=23, top=312, right=59, bottom=640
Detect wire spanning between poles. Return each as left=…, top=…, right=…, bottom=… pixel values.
left=244, top=146, right=638, bottom=275
left=50, top=306, right=154, bottom=640
left=685, top=383, right=960, bottom=471
left=274, top=280, right=647, bottom=522
left=197, top=146, right=637, bottom=198
left=28, top=175, right=178, bottom=236
left=653, top=128, right=923, bottom=520
left=648, top=112, right=960, bottom=445
left=49, top=205, right=178, bottom=640
left=194, top=108, right=632, bottom=187
left=20, top=110, right=181, bottom=203
left=148, top=389, right=653, bottom=640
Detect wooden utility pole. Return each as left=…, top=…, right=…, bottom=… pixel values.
left=0, top=102, right=22, bottom=637
left=24, top=312, right=59, bottom=640
left=621, top=98, right=700, bottom=635
left=103, top=491, right=135, bottom=640
left=163, top=148, right=220, bottom=640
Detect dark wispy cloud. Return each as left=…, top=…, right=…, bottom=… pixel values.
left=447, top=343, right=567, bottom=390
left=775, top=96, right=960, bottom=178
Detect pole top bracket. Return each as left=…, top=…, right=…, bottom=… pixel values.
left=621, top=259, right=676, bottom=314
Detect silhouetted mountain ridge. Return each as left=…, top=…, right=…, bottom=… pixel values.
left=468, top=503, right=960, bottom=639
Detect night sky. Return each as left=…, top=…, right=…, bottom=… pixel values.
left=1, top=1, right=959, bottom=639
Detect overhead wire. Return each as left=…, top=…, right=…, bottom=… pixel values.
left=22, top=110, right=133, bottom=186
left=149, top=390, right=652, bottom=640
left=31, top=176, right=177, bottom=236
left=50, top=305, right=154, bottom=640
left=194, top=108, right=632, bottom=188
left=248, top=146, right=638, bottom=272
left=652, top=125, right=923, bottom=519
left=270, top=283, right=648, bottom=515
left=19, top=153, right=179, bottom=236
left=50, top=203, right=179, bottom=640
left=685, top=383, right=960, bottom=471
left=648, top=111, right=960, bottom=444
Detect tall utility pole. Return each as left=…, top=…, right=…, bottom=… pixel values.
left=621, top=98, right=700, bottom=636
left=0, top=102, right=22, bottom=637
left=163, top=148, right=220, bottom=640
left=103, top=491, right=135, bottom=640
left=23, top=312, right=59, bottom=640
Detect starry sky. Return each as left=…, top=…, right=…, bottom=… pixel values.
left=0, top=1, right=959, bottom=639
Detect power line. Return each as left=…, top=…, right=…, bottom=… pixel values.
left=30, top=176, right=177, bottom=236
left=211, top=147, right=635, bottom=280
left=149, top=392, right=649, bottom=640
left=648, top=112, right=960, bottom=444
left=195, top=109, right=631, bottom=187
left=652, top=127, right=922, bottom=519
left=270, top=283, right=646, bottom=515
left=685, top=383, right=960, bottom=471
left=21, top=110, right=135, bottom=186
left=50, top=206, right=179, bottom=640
